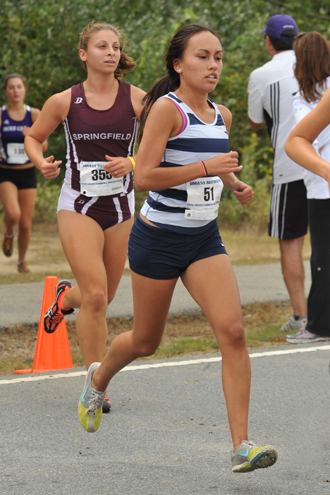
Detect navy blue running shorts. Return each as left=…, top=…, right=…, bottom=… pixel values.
left=128, top=215, right=227, bottom=280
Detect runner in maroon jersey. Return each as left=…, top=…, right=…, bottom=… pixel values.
left=25, top=22, right=145, bottom=413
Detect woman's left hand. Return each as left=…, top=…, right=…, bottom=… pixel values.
left=232, top=181, right=254, bottom=204
left=22, top=125, right=30, bottom=137
left=104, top=155, right=133, bottom=177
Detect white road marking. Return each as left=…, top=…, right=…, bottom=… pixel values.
left=1, top=344, right=330, bottom=386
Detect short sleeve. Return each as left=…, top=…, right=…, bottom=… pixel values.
left=247, top=73, right=265, bottom=124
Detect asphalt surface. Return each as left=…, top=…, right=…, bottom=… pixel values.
left=2, top=260, right=328, bottom=495
left=0, top=261, right=311, bottom=327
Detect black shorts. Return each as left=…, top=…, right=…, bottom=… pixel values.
left=128, top=215, right=227, bottom=280
left=0, top=166, right=37, bottom=190
left=269, top=179, right=308, bottom=240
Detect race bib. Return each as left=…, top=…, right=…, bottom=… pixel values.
left=185, top=176, right=223, bottom=221
left=80, top=161, right=123, bottom=197
left=7, top=143, right=29, bottom=164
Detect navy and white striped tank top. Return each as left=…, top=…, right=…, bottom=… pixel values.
left=140, top=92, right=229, bottom=232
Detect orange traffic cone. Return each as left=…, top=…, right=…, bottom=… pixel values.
left=15, top=276, right=73, bottom=374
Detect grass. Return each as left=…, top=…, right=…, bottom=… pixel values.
left=0, top=301, right=291, bottom=375
left=0, top=221, right=311, bottom=284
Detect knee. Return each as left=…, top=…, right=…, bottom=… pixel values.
left=6, top=209, right=20, bottom=225
left=220, top=321, right=246, bottom=349
left=132, top=337, right=159, bottom=358
left=82, top=288, right=107, bottom=313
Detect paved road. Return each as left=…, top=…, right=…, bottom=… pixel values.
left=0, top=261, right=311, bottom=327
left=0, top=344, right=329, bottom=495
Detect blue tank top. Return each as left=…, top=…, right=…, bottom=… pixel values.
left=140, top=92, right=229, bottom=232
left=0, top=105, right=33, bottom=166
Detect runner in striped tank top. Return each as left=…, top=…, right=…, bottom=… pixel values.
left=25, top=22, right=145, bottom=414
left=82, top=24, right=278, bottom=473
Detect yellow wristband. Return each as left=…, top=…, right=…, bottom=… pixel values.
left=128, top=156, right=135, bottom=171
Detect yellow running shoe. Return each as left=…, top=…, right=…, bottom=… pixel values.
left=232, top=440, right=278, bottom=473
left=78, top=363, right=105, bottom=433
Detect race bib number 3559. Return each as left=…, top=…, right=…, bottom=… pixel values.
left=80, top=161, right=123, bottom=197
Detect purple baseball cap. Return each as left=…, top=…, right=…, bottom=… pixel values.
left=261, top=14, right=298, bottom=40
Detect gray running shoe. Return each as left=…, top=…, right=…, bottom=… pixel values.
left=232, top=441, right=278, bottom=473
left=286, top=328, right=328, bottom=344
left=280, top=315, right=307, bottom=332
left=78, top=362, right=105, bottom=433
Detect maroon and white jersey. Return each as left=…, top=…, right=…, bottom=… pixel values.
left=63, top=81, right=138, bottom=194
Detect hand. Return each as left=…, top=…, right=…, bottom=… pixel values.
left=104, top=155, right=133, bottom=177
left=39, top=155, right=62, bottom=179
left=22, top=125, right=30, bottom=137
left=232, top=181, right=254, bottom=204
left=206, top=151, right=243, bottom=176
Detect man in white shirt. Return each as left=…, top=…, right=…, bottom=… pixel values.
left=248, top=14, right=308, bottom=333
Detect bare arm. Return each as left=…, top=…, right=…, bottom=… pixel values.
left=219, top=105, right=254, bottom=204
left=135, top=99, right=242, bottom=192
left=285, top=87, right=330, bottom=183
left=24, top=90, right=71, bottom=179
left=28, top=108, right=48, bottom=152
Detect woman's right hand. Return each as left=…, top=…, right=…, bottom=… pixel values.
left=39, top=155, right=62, bottom=179
left=205, top=151, right=242, bottom=175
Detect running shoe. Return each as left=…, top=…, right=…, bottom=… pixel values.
left=286, top=328, right=328, bottom=344
left=78, top=362, right=105, bottom=433
left=44, top=279, right=74, bottom=334
left=2, top=233, right=14, bottom=257
left=232, top=441, right=278, bottom=473
left=280, top=315, right=307, bottom=332
left=17, top=261, right=30, bottom=274
left=102, top=392, right=111, bottom=413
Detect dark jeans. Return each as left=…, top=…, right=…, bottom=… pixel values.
left=306, top=198, right=330, bottom=336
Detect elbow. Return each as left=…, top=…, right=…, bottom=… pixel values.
left=134, top=176, right=148, bottom=192
left=284, top=139, right=292, bottom=159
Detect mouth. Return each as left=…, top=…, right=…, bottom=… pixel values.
left=206, top=74, right=217, bottom=80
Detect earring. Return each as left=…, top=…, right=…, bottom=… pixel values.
left=178, top=69, right=181, bottom=72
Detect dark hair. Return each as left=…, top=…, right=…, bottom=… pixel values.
left=78, top=21, right=136, bottom=78
left=138, top=23, right=221, bottom=142
left=3, top=73, right=26, bottom=90
left=268, top=30, right=296, bottom=51
left=294, top=31, right=330, bottom=103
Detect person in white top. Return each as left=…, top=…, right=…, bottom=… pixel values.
left=248, top=14, right=308, bottom=334
left=285, top=32, right=330, bottom=344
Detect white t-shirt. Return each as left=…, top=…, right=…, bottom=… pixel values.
left=293, top=78, right=330, bottom=199
left=248, top=50, right=304, bottom=184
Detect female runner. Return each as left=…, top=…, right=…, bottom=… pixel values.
left=1, top=73, right=47, bottom=273
left=77, top=24, right=278, bottom=473
left=25, top=22, right=145, bottom=413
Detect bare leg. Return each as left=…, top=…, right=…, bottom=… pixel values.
left=279, top=237, right=307, bottom=316
left=181, top=254, right=250, bottom=453
left=0, top=181, right=20, bottom=236
left=17, top=188, right=36, bottom=262
left=92, top=272, right=178, bottom=391
left=58, top=211, right=133, bottom=368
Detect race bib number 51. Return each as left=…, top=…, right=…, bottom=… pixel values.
left=185, top=176, right=223, bottom=221
left=80, top=161, right=123, bottom=197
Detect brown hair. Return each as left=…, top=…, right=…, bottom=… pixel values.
left=3, top=73, right=27, bottom=90
left=78, top=21, right=136, bottom=78
left=138, top=23, right=221, bottom=142
left=294, top=31, right=330, bottom=103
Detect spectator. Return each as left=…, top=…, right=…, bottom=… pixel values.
left=247, top=14, right=308, bottom=333
left=285, top=32, right=330, bottom=343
